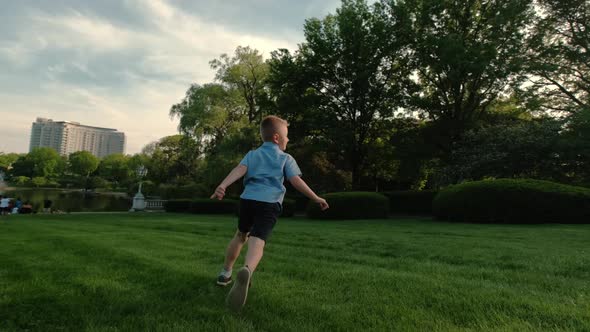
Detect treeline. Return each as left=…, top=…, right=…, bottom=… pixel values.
left=165, top=0, right=590, bottom=193
left=2, top=0, right=588, bottom=197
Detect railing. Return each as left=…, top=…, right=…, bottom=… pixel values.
left=145, top=199, right=167, bottom=210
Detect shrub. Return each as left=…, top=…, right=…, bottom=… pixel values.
left=281, top=198, right=296, bottom=218
left=13, top=176, right=31, bottom=186
left=306, top=192, right=389, bottom=219
left=163, top=199, right=192, bottom=212
left=190, top=199, right=238, bottom=214
left=382, top=190, right=438, bottom=214
left=433, top=179, right=590, bottom=224
left=165, top=199, right=238, bottom=214
left=31, top=177, right=47, bottom=187
left=128, top=180, right=158, bottom=197
left=159, top=183, right=209, bottom=199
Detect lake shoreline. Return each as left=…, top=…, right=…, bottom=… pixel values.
left=2, top=187, right=129, bottom=198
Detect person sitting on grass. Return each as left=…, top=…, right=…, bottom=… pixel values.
left=19, top=201, right=33, bottom=214
left=210, top=115, right=329, bottom=312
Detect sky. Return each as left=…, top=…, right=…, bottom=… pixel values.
left=0, top=0, right=342, bottom=154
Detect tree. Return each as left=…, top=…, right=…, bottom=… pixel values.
left=169, top=83, right=247, bottom=152
left=97, top=153, right=131, bottom=185
left=68, top=151, right=100, bottom=178
left=210, top=46, right=270, bottom=123
left=560, top=107, right=590, bottom=186
left=11, top=147, right=63, bottom=179
left=0, top=153, right=20, bottom=173
left=391, top=0, right=534, bottom=151
left=31, top=177, right=48, bottom=188
left=525, top=0, right=589, bottom=114
left=142, top=135, right=201, bottom=184
left=268, top=0, right=409, bottom=188
left=438, top=118, right=564, bottom=185
left=267, top=49, right=323, bottom=143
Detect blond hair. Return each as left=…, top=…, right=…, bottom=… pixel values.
left=260, top=115, right=288, bottom=141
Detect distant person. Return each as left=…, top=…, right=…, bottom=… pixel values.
left=13, top=197, right=23, bottom=214
left=0, top=195, right=10, bottom=216
left=20, top=201, right=33, bottom=214
left=43, top=199, right=53, bottom=214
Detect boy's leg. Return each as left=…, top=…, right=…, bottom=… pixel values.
left=223, top=230, right=249, bottom=271
left=225, top=235, right=268, bottom=312
left=244, top=236, right=265, bottom=272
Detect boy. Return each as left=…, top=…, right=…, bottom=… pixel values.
left=210, top=115, right=329, bottom=312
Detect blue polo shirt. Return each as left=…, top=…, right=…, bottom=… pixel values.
left=239, top=142, right=302, bottom=204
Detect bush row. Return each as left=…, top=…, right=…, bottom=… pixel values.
left=164, top=199, right=238, bottom=214
left=306, top=192, right=389, bottom=219
left=164, top=179, right=590, bottom=223
left=433, top=179, right=590, bottom=224
left=164, top=198, right=296, bottom=217
left=382, top=190, right=438, bottom=215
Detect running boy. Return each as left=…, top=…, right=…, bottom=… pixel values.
left=210, top=115, right=329, bottom=311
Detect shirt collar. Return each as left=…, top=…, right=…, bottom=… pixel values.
left=261, top=142, right=280, bottom=150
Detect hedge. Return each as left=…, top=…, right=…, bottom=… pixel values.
left=433, top=179, right=590, bottom=224
left=165, top=198, right=296, bottom=217
left=306, top=192, right=389, bottom=219
left=159, top=183, right=209, bottom=199
left=165, top=199, right=238, bottom=214
left=281, top=198, right=296, bottom=218
left=382, top=190, right=438, bottom=215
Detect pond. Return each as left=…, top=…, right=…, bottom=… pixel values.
left=0, top=188, right=131, bottom=212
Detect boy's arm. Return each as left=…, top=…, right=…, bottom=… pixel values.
left=210, top=164, right=248, bottom=200
left=289, top=175, right=329, bottom=210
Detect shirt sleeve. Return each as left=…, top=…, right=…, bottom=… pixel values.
left=284, top=155, right=302, bottom=180
left=239, top=151, right=251, bottom=167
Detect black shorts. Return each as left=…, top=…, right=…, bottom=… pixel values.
left=238, top=199, right=281, bottom=242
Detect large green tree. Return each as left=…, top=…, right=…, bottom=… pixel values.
left=97, top=153, right=132, bottom=186
left=142, top=135, right=201, bottom=184
left=169, top=83, right=246, bottom=153
left=68, top=151, right=99, bottom=178
left=210, top=46, right=270, bottom=123
left=0, top=153, right=21, bottom=174
left=525, top=0, right=589, bottom=113
left=11, top=147, right=64, bottom=179
left=390, top=0, right=534, bottom=151
left=269, top=0, right=409, bottom=188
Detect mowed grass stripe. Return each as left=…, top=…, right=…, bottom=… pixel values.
left=0, top=214, right=589, bottom=331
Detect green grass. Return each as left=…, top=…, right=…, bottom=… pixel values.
left=1, top=214, right=589, bottom=331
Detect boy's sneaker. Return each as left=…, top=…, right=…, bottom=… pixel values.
left=226, top=266, right=251, bottom=312
left=217, top=274, right=232, bottom=286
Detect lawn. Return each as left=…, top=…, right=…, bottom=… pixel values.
left=1, top=213, right=589, bottom=331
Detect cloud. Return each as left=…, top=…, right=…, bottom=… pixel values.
left=0, top=0, right=342, bottom=154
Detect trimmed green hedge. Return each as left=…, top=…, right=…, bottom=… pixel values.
left=306, top=192, right=389, bottom=219
left=165, top=198, right=296, bottom=217
left=433, top=179, right=590, bottom=224
left=165, top=199, right=238, bottom=214
left=159, top=183, right=209, bottom=199
left=382, top=190, right=438, bottom=214
left=281, top=198, right=296, bottom=218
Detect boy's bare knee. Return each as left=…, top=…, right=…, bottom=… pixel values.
left=235, top=230, right=249, bottom=243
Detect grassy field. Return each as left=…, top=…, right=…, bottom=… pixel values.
left=0, top=213, right=589, bottom=331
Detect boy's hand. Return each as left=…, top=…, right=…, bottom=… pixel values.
left=315, top=197, right=329, bottom=211
left=210, top=186, right=226, bottom=200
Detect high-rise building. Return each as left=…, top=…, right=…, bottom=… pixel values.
left=29, top=118, right=126, bottom=158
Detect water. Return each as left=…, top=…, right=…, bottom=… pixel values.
left=1, top=188, right=131, bottom=212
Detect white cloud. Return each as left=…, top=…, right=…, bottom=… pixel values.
left=0, top=0, right=315, bottom=155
